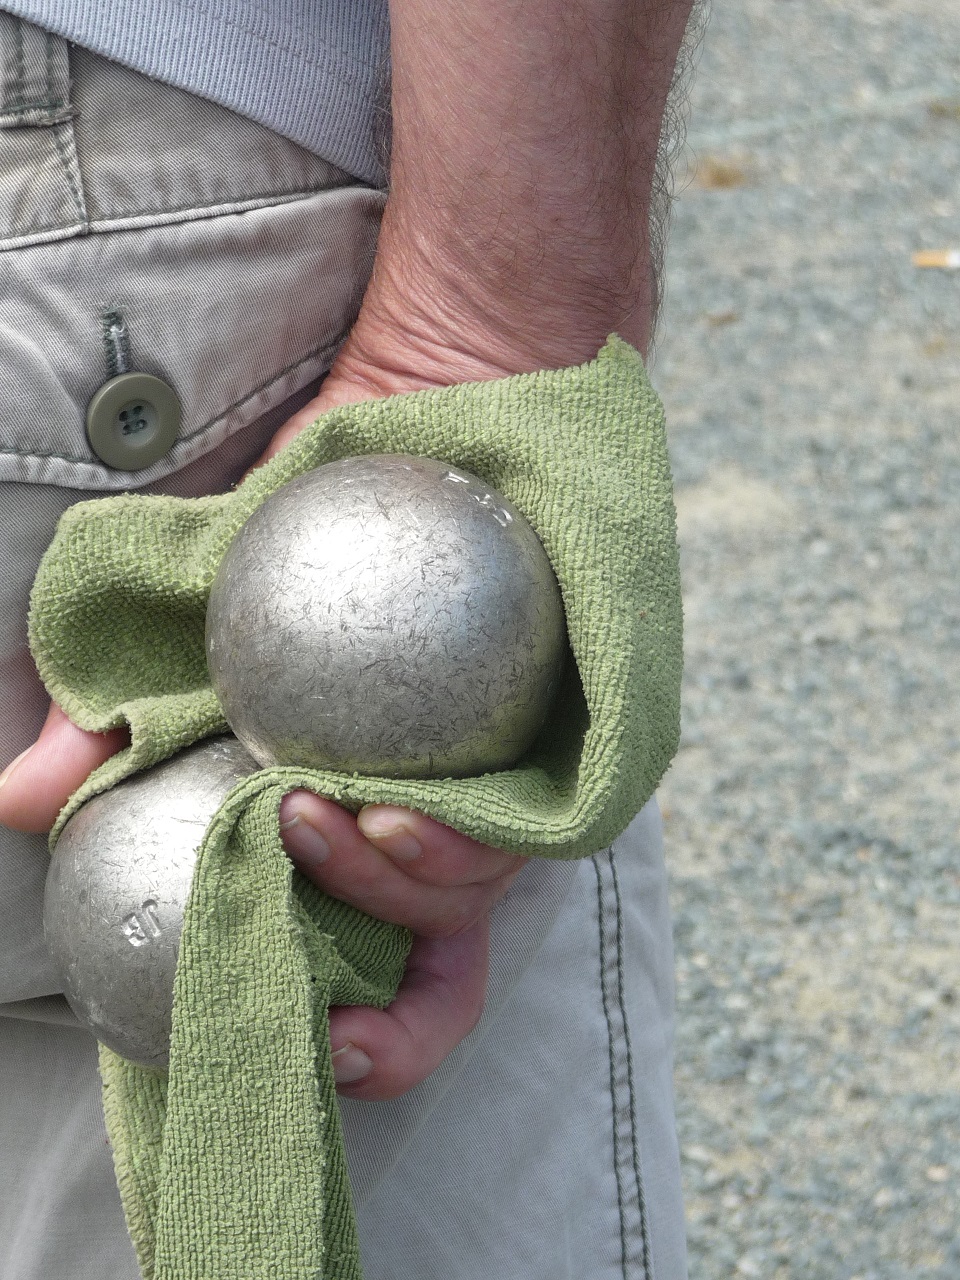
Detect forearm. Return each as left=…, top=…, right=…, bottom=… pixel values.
left=336, top=0, right=696, bottom=393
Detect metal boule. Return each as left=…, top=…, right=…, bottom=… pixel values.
left=206, top=454, right=568, bottom=779
left=43, top=736, right=259, bottom=1067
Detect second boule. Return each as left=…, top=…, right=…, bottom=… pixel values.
left=43, top=736, right=260, bottom=1067
left=206, top=454, right=567, bottom=778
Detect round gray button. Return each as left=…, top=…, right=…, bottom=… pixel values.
left=86, top=372, right=181, bottom=471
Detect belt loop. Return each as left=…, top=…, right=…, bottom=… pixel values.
left=0, top=12, right=75, bottom=128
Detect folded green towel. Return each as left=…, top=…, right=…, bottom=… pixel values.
left=30, top=335, right=682, bottom=1279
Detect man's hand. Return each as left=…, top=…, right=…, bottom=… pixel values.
left=0, top=701, right=526, bottom=1101
left=280, top=791, right=524, bottom=1098
left=0, top=341, right=536, bottom=1100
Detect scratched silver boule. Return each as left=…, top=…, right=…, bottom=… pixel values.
left=206, top=455, right=567, bottom=778
left=43, top=737, right=259, bottom=1067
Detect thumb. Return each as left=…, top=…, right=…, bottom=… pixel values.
left=0, top=703, right=129, bottom=834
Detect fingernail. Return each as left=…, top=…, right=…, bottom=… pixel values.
left=332, top=1042, right=373, bottom=1084
left=0, top=746, right=31, bottom=793
left=357, top=807, right=423, bottom=862
left=278, top=809, right=331, bottom=864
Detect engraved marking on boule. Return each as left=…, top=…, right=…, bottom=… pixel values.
left=121, top=899, right=162, bottom=946
left=43, top=736, right=259, bottom=1067
left=444, top=469, right=513, bottom=526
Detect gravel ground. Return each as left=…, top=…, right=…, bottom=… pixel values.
left=651, top=2, right=960, bottom=1276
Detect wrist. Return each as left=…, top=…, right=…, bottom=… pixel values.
left=377, top=0, right=696, bottom=363
left=332, top=208, right=639, bottom=399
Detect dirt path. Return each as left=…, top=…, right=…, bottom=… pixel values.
left=654, top=3, right=960, bottom=1275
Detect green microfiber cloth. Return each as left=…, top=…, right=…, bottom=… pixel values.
left=29, top=335, right=682, bottom=1280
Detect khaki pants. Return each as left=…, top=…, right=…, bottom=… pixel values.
left=0, top=21, right=687, bottom=1279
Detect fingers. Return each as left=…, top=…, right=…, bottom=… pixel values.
left=0, top=703, right=129, bottom=834
left=279, top=791, right=526, bottom=937
left=328, top=919, right=489, bottom=1100
left=281, top=796, right=516, bottom=1098
left=0, top=713, right=497, bottom=1099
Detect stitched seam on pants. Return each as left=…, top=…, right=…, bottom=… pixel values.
left=609, top=847, right=654, bottom=1280
left=0, top=95, right=69, bottom=113
left=12, top=19, right=25, bottom=109
left=4, top=27, right=65, bottom=110
left=0, top=29, right=74, bottom=123
left=45, top=29, right=55, bottom=102
left=0, top=334, right=346, bottom=467
left=0, top=187, right=352, bottom=246
left=44, top=29, right=53, bottom=104
left=50, top=122, right=88, bottom=227
left=71, top=186, right=354, bottom=225
left=46, top=41, right=89, bottom=229
left=594, top=854, right=631, bottom=1280
left=0, top=220, right=87, bottom=248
